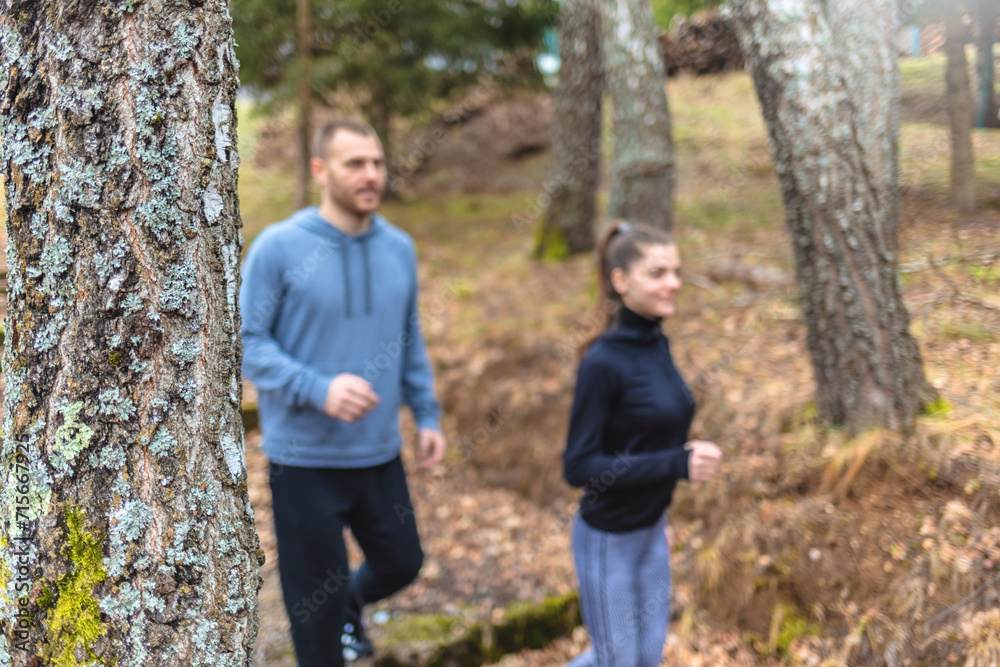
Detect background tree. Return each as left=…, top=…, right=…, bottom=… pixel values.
left=602, top=0, right=676, bottom=231
left=536, top=0, right=603, bottom=258
left=944, top=0, right=977, bottom=210
left=295, top=0, right=313, bottom=208
left=973, top=0, right=998, bottom=128
left=730, top=0, right=937, bottom=433
left=233, top=0, right=557, bottom=201
left=0, top=1, right=260, bottom=664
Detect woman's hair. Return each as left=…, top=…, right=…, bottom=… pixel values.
left=578, top=221, right=675, bottom=356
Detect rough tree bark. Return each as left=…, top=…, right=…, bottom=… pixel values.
left=602, top=0, right=675, bottom=231
left=295, top=0, right=313, bottom=209
left=945, top=1, right=977, bottom=210
left=730, top=0, right=937, bottom=434
left=536, top=0, right=603, bottom=259
left=0, top=1, right=262, bottom=665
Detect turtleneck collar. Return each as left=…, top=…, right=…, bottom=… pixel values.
left=605, top=304, right=663, bottom=344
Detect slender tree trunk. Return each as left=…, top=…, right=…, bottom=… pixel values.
left=0, top=1, right=261, bottom=665
left=295, top=0, right=313, bottom=209
left=536, top=0, right=603, bottom=259
left=945, top=2, right=977, bottom=210
left=730, top=0, right=936, bottom=434
left=601, top=0, right=675, bottom=231
left=974, top=0, right=999, bottom=128
left=370, top=93, right=398, bottom=201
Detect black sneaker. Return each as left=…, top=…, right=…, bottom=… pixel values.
left=341, top=617, right=375, bottom=661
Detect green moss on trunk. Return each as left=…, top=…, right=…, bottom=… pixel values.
left=45, top=507, right=109, bottom=667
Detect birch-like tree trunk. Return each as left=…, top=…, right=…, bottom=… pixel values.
left=0, top=1, right=261, bottom=665
left=730, top=0, right=936, bottom=433
left=945, top=1, right=976, bottom=210
left=537, top=0, right=603, bottom=258
left=602, top=0, right=674, bottom=231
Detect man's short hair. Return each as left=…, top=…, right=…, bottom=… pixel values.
left=312, top=119, right=379, bottom=159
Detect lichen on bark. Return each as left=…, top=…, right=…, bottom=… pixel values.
left=0, top=1, right=260, bottom=664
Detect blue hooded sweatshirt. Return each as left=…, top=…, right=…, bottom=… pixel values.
left=239, top=208, right=440, bottom=469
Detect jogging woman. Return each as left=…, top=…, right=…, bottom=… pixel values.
left=563, top=221, right=722, bottom=666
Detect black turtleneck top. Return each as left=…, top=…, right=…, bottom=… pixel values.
left=563, top=305, right=695, bottom=532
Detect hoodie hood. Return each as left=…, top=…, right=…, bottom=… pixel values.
left=292, top=208, right=383, bottom=318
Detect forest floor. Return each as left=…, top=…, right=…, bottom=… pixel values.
left=239, top=53, right=1000, bottom=666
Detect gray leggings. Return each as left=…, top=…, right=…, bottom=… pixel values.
left=568, top=515, right=671, bottom=667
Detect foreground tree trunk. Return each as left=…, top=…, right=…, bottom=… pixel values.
left=731, top=0, right=936, bottom=434
left=944, top=1, right=977, bottom=210
left=601, top=0, right=675, bottom=231
left=295, top=0, right=314, bottom=209
left=537, top=0, right=603, bottom=259
left=0, top=1, right=261, bottom=664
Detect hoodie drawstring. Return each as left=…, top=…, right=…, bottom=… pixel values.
left=340, top=241, right=353, bottom=319
left=361, top=237, right=372, bottom=316
left=339, top=237, right=373, bottom=318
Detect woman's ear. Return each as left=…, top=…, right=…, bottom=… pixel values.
left=610, top=267, right=628, bottom=297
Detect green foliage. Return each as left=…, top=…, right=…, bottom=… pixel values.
left=650, top=0, right=721, bottom=30
left=231, top=0, right=557, bottom=140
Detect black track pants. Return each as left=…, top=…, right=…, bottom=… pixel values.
left=269, top=456, right=423, bottom=667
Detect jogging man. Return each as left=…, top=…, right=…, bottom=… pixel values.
left=240, top=119, right=445, bottom=665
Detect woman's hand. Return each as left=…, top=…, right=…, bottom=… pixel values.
left=684, top=440, right=722, bottom=481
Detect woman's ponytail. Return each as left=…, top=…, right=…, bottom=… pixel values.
left=577, top=221, right=673, bottom=357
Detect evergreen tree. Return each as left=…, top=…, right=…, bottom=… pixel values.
left=232, top=0, right=557, bottom=196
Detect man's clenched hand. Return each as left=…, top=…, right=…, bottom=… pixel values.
left=324, top=373, right=380, bottom=422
